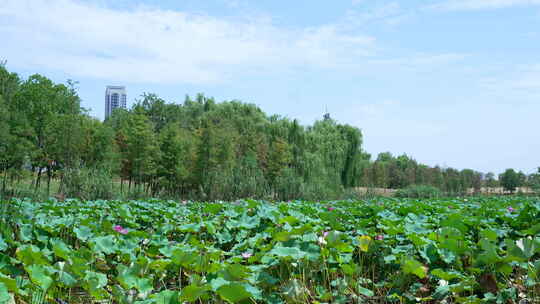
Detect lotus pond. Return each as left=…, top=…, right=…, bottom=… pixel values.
left=0, top=197, right=539, bottom=303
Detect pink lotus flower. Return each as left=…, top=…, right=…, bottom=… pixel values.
left=241, top=252, right=252, bottom=259
left=375, top=234, right=384, bottom=241
left=507, top=206, right=515, bottom=213
left=327, top=207, right=335, bottom=211
left=114, top=225, right=128, bottom=235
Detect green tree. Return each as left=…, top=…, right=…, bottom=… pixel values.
left=3, top=62, right=511, bottom=200
left=499, top=169, right=520, bottom=193
left=0, top=65, right=30, bottom=194
left=13, top=74, right=82, bottom=191
left=158, top=124, right=199, bottom=196
left=529, top=168, right=540, bottom=193
left=124, top=114, right=159, bottom=192
left=194, top=114, right=237, bottom=200
left=0, top=96, right=13, bottom=192
left=443, top=168, right=462, bottom=194
left=484, top=172, right=498, bottom=188
left=80, top=116, right=117, bottom=168
left=132, top=93, right=171, bottom=133
left=0, top=62, right=20, bottom=103
left=267, top=137, right=292, bottom=185
left=338, top=124, right=363, bottom=188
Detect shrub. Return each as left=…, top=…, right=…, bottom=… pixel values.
left=63, top=167, right=114, bottom=200
left=340, top=188, right=379, bottom=200
left=394, top=185, right=441, bottom=199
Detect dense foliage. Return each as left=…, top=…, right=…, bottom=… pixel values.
left=1, top=197, right=539, bottom=303
left=1, top=63, right=538, bottom=200
left=394, top=185, right=442, bottom=199
left=499, top=169, right=527, bottom=194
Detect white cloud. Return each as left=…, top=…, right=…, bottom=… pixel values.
left=345, top=2, right=407, bottom=27
left=431, top=0, right=540, bottom=11
left=367, top=53, right=467, bottom=69
left=0, top=0, right=375, bottom=84
left=351, top=0, right=367, bottom=5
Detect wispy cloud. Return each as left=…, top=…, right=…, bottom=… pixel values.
left=0, top=0, right=475, bottom=85
left=0, top=0, right=376, bottom=84
left=478, top=63, right=540, bottom=100
left=351, top=0, right=367, bottom=5
left=431, top=0, right=540, bottom=11
left=506, top=64, right=540, bottom=92
left=345, top=2, right=413, bottom=27
left=367, top=53, right=468, bottom=68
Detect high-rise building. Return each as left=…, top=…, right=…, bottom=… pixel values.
left=105, top=86, right=127, bottom=119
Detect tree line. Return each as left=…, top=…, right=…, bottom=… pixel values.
left=0, top=64, right=538, bottom=200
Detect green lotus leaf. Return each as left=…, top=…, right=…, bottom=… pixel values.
left=151, top=290, right=180, bottom=304
left=51, top=238, right=72, bottom=261
left=401, top=258, right=427, bottom=279
left=270, top=245, right=306, bottom=259
left=16, top=245, right=49, bottom=266
left=0, top=282, right=12, bottom=304
left=92, top=235, right=117, bottom=255
left=0, top=237, right=7, bottom=252
left=180, top=284, right=210, bottom=302
left=26, top=264, right=54, bottom=291
left=0, top=274, right=17, bottom=293
left=217, top=283, right=253, bottom=303
left=357, top=285, right=374, bottom=297
left=74, top=226, right=94, bottom=241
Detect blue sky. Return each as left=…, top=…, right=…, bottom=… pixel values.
left=1, top=0, right=539, bottom=174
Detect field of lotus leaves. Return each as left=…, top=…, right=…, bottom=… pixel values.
left=0, top=197, right=539, bottom=303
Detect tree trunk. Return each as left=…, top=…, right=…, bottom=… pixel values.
left=46, top=166, right=52, bottom=196
left=1, top=168, right=8, bottom=195
left=35, top=167, right=43, bottom=192
left=31, top=165, right=36, bottom=188
left=58, top=172, right=65, bottom=195
left=146, top=179, right=151, bottom=195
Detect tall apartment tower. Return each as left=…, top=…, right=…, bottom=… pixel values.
left=105, top=86, right=127, bottom=119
